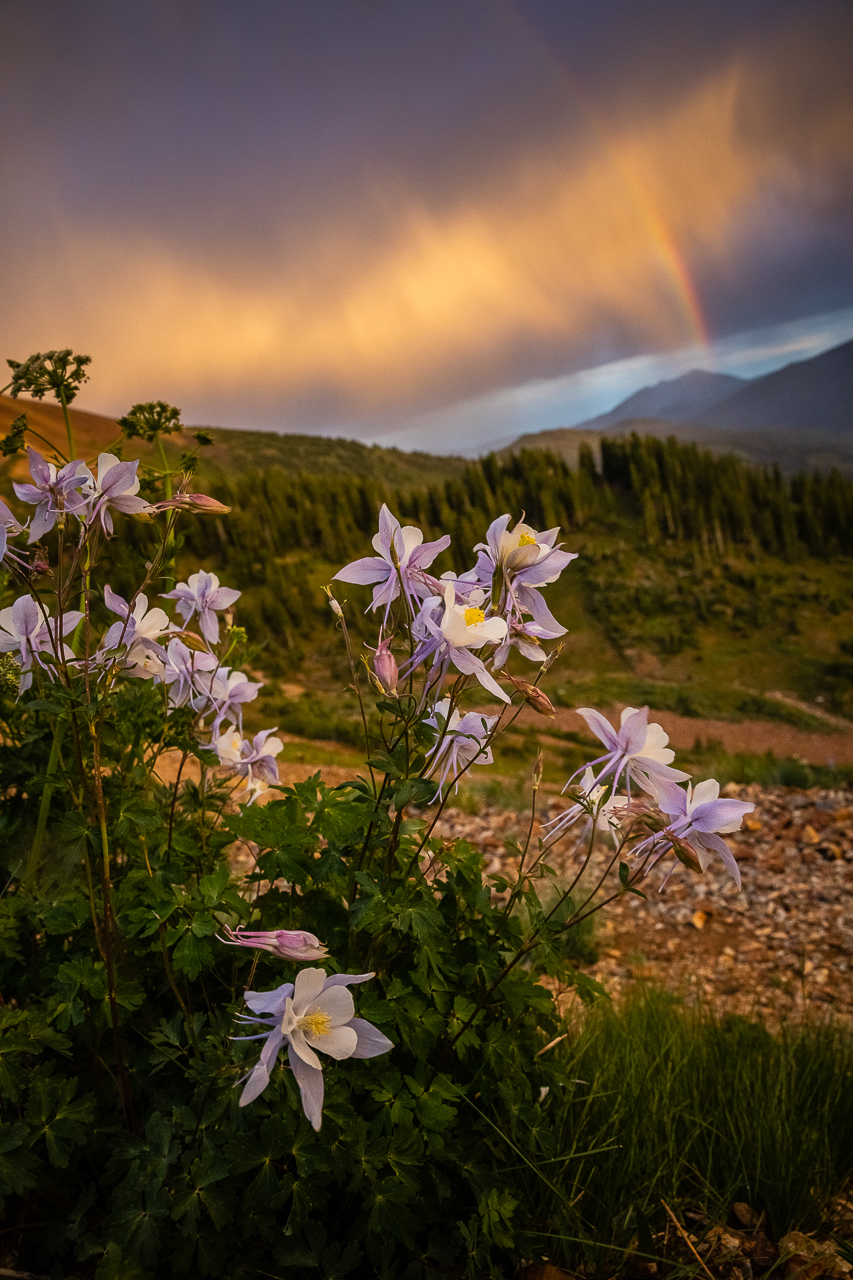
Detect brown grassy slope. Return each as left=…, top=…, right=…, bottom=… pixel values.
left=0, top=394, right=198, bottom=483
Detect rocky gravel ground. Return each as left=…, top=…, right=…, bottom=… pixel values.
left=433, top=784, right=853, bottom=1023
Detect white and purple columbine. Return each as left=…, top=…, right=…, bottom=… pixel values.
left=636, top=778, right=755, bottom=889
left=162, top=570, right=241, bottom=644
left=0, top=596, right=83, bottom=692
left=100, top=586, right=172, bottom=678
left=333, top=503, right=450, bottom=622
left=425, top=697, right=497, bottom=796
left=87, top=453, right=151, bottom=536
left=571, top=705, right=690, bottom=797
left=13, top=448, right=91, bottom=541
left=234, top=968, right=393, bottom=1128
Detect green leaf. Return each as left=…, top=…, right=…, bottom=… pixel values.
left=171, top=930, right=213, bottom=979
left=25, top=1077, right=96, bottom=1169
left=0, top=1122, right=39, bottom=1200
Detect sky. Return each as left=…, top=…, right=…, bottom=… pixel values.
left=1, top=0, right=852, bottom=454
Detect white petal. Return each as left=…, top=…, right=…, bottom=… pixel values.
left=287, top=1027, right=322, bottom=1070
left=690, top=778, right=721, bottom=810
left=310, top=985, right=355, bottom=1027
left=292, top=967, right=328, bottom=1014
left=308, top=1024, right=358, bottom=1060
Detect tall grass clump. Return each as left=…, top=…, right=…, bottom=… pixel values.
left=515, top=992, right=853, bottom=1271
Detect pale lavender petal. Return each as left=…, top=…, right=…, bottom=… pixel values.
left=575, top=707, right=620, bottom=752
left=618, top=708, right=650, bottom=757
left=100, top=460, right=139, bottom=495
left=108, top=494, right=150, bottom=514
left=407, top=534, right=451, bottom=570
left=28, top=503, right=56, bottom=542
left=322, top=972, right=375, bottom=989
left=348, top=1017, right=394, bottom=1059
left=208, top=586, right=241, bottom=610
left=104, top=585, right=130, bottom=616
left=239, top=1028, right=285, bottom=1106
left=690, top=799, right=754, bottom=833
left=333, top=556, right=390, bottom=585
left=13, top=483, right=43, bottom=506
left=198, top=609, right=220, bottom=643
left=695, top=832, right=742, bottom=888
left=516, top=586, right=567, bottom=636
left=244, top=983, right=293, bottom=1015
left=287, top=1044, right=325, bottom=1131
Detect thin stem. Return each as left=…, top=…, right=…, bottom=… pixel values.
left=58, top=387, right=76, bottom=459
left=25, top=716, right=68, bottom=884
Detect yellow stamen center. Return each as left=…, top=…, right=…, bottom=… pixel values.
left=517, top=533, right=536, bottom=547
left=298, top=1011, right=332, bottom=1037
left=464, top=606, right=486, bottom=627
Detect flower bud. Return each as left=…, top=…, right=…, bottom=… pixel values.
left=507, top=675, right=555, bottom=718
left=219, top=925, right=329, bottom=961
left=152, top=492, right=231, bottom=514
left=373, top=636, right=398, bottom=695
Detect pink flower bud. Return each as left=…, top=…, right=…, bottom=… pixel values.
left=506, top=674, right=555, bottom=718
left=219, top=924, right=329, bottom=962
left=151, top=493, right=231, bottom=514
left=373, top=636, right=398, bottom=695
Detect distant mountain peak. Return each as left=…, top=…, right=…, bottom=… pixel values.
left=571, top=367, right=749, bottom=433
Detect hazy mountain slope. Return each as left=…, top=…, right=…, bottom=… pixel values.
left=501, top=417, right=853, bottom=476
left=692, top=339, right=853, bottom=431
left=571, top=369, right=748, bottom=432
left=0, top=396, right=466, bottom=488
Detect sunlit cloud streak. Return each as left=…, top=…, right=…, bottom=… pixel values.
left=1, top=2, right=852, bottom=440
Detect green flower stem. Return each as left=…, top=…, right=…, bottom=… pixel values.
left=155, top=431, right=173, bottom=500
left=25, top=715, right=68, bottom=884
left=58, top=387, right=76, bottom=459
left=90, top=718, right=136, bottom=1129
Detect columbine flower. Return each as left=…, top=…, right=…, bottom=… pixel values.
left=474, top=514, right=577, bottom=638
left=219, top=925, right=329, bottom=961
left=573, top=705, right=689, bottom=796
left=543, top=768, right=629, bottom=846
left=87, top=453, right=151, bottom=536
left=400, top=585, right=510, bottom=704
left=13, top=448, right=91, bottom=542
left=101, top=585, right=172, bottom=677
left=234, top=968, right=394, bottom=1127
left=160, top=637, right=218, bottom=706
left=640, top=778, right=754, bottom=888
left=194, top=667, right=262, bottom=733
left=214, top=727, right=284, bottom=788
left=0, top=499, right=26, bottom=561
left=162, top=570, right=241, bottom=644
left=0, top=595, right=82, bottom=692
left=425, top=698, right=497, bottom=795
left=333, top=504, right=450, bottom=620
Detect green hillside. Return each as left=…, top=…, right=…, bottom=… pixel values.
left=141, top=435, right=853, bottom=740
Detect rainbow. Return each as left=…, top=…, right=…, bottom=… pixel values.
left=499, top=0, right=713, bottom=352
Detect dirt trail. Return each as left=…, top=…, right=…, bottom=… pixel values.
left=516, top=704, right=853, bottom=766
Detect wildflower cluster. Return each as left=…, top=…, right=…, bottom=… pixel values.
left=0, top=354, right=756, bottom=1278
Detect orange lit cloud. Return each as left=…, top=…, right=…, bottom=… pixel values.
left=7, top=36, right=853, bottom=425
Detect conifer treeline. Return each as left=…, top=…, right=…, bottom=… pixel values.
left=186, top=434, right=853, bottom=567
left=176, top=436, right=853, bottom=658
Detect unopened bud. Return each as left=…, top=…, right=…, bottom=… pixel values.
left=323, top=587, right=344, bottom=618
left=150, top=493, right=231, bottom=514
left=670, top=832, right=703, bottom=874
left=372, top=636, right=398, bottom=695
left=171, top=630, right=210, bottom=653
left=507, top=675, right=555, bottom=718
left=31, top=556, right=51, bottom=576
left=532, top=749, right=544, bottom=790
left=540, top=642, right=563, bottom=674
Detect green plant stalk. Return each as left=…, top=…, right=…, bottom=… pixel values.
left=25, top=716, right=68, bottom=884
left=89, top=719, right=136, bottom=1128
left=58, top=386, right=76, bottom=459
